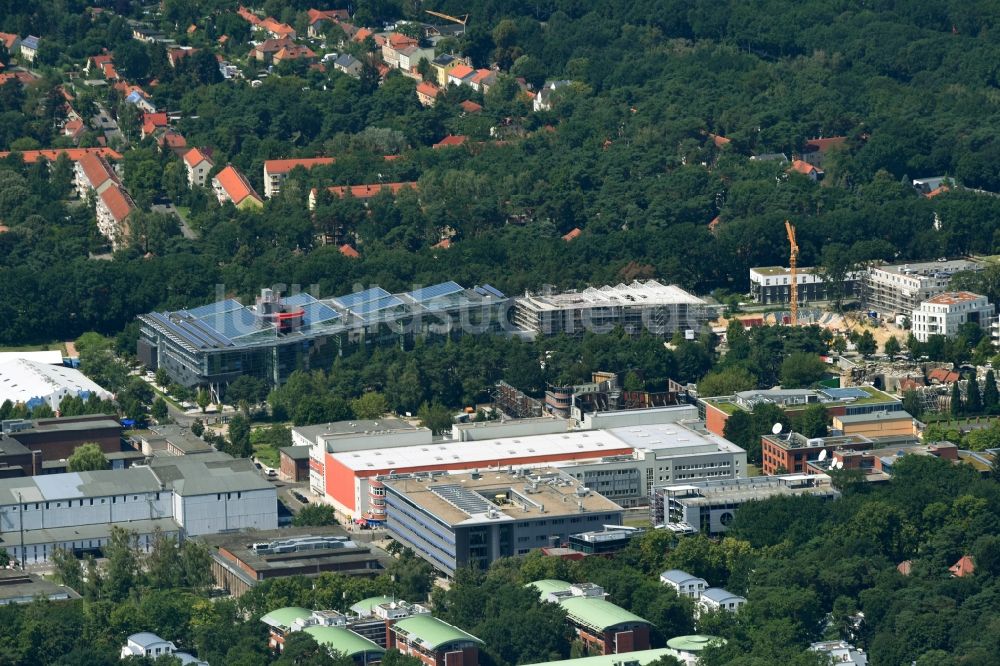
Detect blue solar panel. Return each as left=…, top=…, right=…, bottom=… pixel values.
left=302, top=302, right=341, bottom=326
left=284, top=292, right=319, bottom=307
left=408, top=281, right=464, bottom=303
left=201, top=308, right=261, bottom=340
left=820, top=387, right=871, bottom=400
left=187, top=299, right=244, bottom=319
left=352, top=295, right=404, bottom=316
left=334, top=287, right=391, bottom=309
left=480, top=284, right=505, bottom=298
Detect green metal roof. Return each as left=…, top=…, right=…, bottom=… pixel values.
left=392, top=614, right=483, bottom=650
left=525, top=648, right=673, bottom=666
left=261, top=607, right=312, bottom=629
left=303, top=626, right=386, bottom=657
left=527, top=579, right=573, bottom=600
left=558, top=597, right=651, bottom=633
left=349, top=595, right=395, bottom=615
left=665, top=635, right=725, bottom=652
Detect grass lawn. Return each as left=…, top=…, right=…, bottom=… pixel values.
left=0, top=342, right=66, bottom=353
left=253, top=443, right=280, bottom=468
left=747, top=464, right=762, bottom=477
left=623, top=513, right=651, bottom=528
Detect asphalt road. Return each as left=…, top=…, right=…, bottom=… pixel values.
left=151, top=201, right=198, bottom=239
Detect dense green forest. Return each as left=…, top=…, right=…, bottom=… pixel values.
left=4, top=0, right=1000, bottom=346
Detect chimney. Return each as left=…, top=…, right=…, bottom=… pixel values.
left=31, top=450, right=42, bottom=475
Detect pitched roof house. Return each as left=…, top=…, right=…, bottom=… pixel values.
left=416, top=81, right=442, bottom=106
left=263, top=157, right=335, bottom=197
left=212, top=165, right=263, bottom=209
left=183, top=148, right=214, bottom=188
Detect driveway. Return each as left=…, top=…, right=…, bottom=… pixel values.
left=151, top=201, right=198, bottom=239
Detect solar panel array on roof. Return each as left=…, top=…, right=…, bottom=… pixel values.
left=201, top=308, right=261, bottom=340
left=407, top=281, right=465, bottom=303
left=430, top=484, right=493, bottom=516
left=302, top=302, right=341, bottom=326
left=476, top=284, right=505, bottom=299
left=819, top=387, right=870, bottom=400
left=152, top=312, right=234, bottom=349
left=187, top=299, right=244, bottom=319
left=352, top=295, right=405, bottom=316
left=333, top=287, right=391, bottom=309
left=283, top=292, right=319, bottom=307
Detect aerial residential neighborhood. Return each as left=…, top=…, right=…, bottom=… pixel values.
left=0, top=1, right=998, bottom=665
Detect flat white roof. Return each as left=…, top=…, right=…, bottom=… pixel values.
left=521, top=280, right=706, bottom=311
left=331, top=422, right=743, bottom=473
left=331, top=429, right=634, bottom=472
left=0, top=351, right=64, bottom=365
left=0, top=359, right=112, bottom=408
left=608, top=423, right=744, bottom=454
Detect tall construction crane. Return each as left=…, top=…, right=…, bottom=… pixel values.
left=424, top=9, right=469, bottom=27
left=785, top=220, right=799, bottom=326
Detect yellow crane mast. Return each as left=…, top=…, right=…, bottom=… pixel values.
left=424, top=10, right=469, bottom=26
left=785, top=220, right=799, bottom=326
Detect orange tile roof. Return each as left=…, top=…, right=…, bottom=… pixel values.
left=949, top=555, right=975, bottom=577
left=237, top=6, right=261, bottom=25
left=339, top=243, right=360, bottom=258
left=308, top=9, right=348, bottom=24
left=416, top=81, right=441, bottom=98
left=926, top=185, right=949, bottom=198
left=354, top=27, right=373, bottom=42
left=89, top=53, right=113, bottom=69
left=433, top=135, right=467, bottom=149
left=0, top=147, right=123, bottom=163
left=325, top=182, right=417, bottom=199
left=252, top=37, right=296, bottom=54
left=708, top=216, right=721, bottom=233
left=0, top=71, right=38, bottom=87
left=64, top=118, right=84, bottom=136
left=459, top=100, right=482, bottom=113
left=99, top=184, right=136, bottom=223
left=789, top=159, right=821, bottom=175
left=470, top=69, right=493, bottom=84
left=562, top=227, right=582, bottom=242
left=926, top=291, right=982, bottom=305
left=183, top=147, right=213, bottom=168
left=383, top=154, right=402, bottom=161
left=215, top=165, right=261, bottom=206
left=928, top=368, right=960, bottom=384
left=158, top=131, right=187, bottom=150
left=275, top=45, right=316, bottom=61
left=805, top=136, right=847, bottom=152
left=432, top=238, right=451, bottom=249
left=449, top=64, right=474, bottom=80
left=708, top=132, right=730, bottom=148
left=896, top=560, right=912, bottom=575
left=260, top=17, right=295, bottom=37
left=143, top=112, right=169, bottom=127
left=264, top=157, right=335, bottom=174
left=387, top=33, right=418, bottom=49
left=0, top=33, right=18, bottom=50
left=78, top=153, right=118, bottom=189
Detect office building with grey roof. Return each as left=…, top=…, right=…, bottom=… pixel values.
left=383, top=468, right=623, bottom=576
left=0, top=457, right=276, bottom=564
left=137, top=282, right=508, bottom=399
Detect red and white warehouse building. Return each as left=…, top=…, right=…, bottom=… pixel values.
left=294, top=407, right=746, bottom=524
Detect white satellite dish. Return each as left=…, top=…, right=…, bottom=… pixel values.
left=835, top=460, right=844, bottom=469
left=817, top=449, right=828, bottom=462
left=771, top=422, right=783, bottom=435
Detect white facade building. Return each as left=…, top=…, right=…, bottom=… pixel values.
left=0, top=358, right=112, bottom=411
left=183, top=148, right=214, bottom=188
left=809, top=640, right=868, bottom=666
left=863, top=259, right=981, bottom=316
left=911, top=291, right=993, bottom=342
left=696, top=588, right=746, bottom=616
left=0, top=460, right=276, bottom=564
left=659, top=570, right=708, bottom=598
left=121, top=632, right=208, bottom=664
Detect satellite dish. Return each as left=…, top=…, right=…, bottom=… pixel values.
left=817, top=449, right=828, bottom=462
left=771, top=422, right=783, bottom=435
left=835, top=460, right=844, bottom=469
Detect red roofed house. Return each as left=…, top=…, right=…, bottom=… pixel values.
left=97, top=185, right=136, bottom=249
left=101, top=61, right=120, bottom=81
left=63, top=119, right=85, bottom=143
left=0, top=33, right=19, bottom=53
left=708, top=132, right=730, bottom=149
left=141, top=112, right=169, bottom=139
left=447, top=64, right=475, bottom=86
left=273, top=44, right=317, bottom=65
left=259, top=17, right=296, bottom=40
left=86, top=53, right=113, bottom=74
left=416, top=81, right=442, bottom=107
left=74, top=152, right=119, bottom=197
left=263, top=157, right=335, bottom=197
left=950, top=555, right=975, bottom=578
left=0, top=71, right=38, bottom=87
left=788, top=159, right=824, bottom=182
left=167, top=47, right=197, bottom=68
left=708, top=216, right=722, bottom=234
left=381, top=33, right=417, bottom=67
left=340, top=243, right=360, bottom=258
left=0, top=147, right=122, bottom=164
left=251, top=38, right=296, bottom=64
left=212, top=165, right=263, bottom=209
left=928, top=367, right=960, bottom=385
left=802, top=136, right=847, bottom=168
left=308, top=9, right=350, bottom=38
left=433, top=135, right=467, bottom=149
left=468, top=68, right=497, bottom=93
left=308, top=182, right=417, bottom=209
left=237, top=5, right=262, bottom=26
left=183, top=147, right=214, bottom=188
left=157, top=130, right=187, bottom=155
left=562, top=227, right=582, bottom=242
left=459, top=100, right=483, bottom=114
left=432, top=238, right=451, bottom=249
left=353, top=27, right=373, bottom=44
